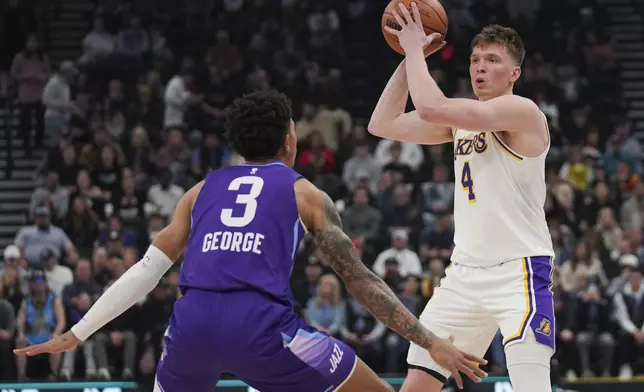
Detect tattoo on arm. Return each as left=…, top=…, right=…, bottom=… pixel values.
left=311, top=194, right=436, bottom=349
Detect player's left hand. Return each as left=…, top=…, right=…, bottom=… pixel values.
left=384, top=2, right=445, bottom=55
left=14, top=331, right=80, bottom=356
left=429, top=336, right=488, bottom=389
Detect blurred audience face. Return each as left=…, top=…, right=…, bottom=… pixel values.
left=302, top=103, right=316, bottom=120
left=47, top=170, right=59, bottom=188
left=573, top=241, right=589, bottom=263
left=305, top=262, right=323, bottom=283
left=72, top=197, right=87, bottom=215
left=352, top=187, right=369, bottom=206
left=204, top=133, right=220, bottom=148
left=594, top=182, right=609, bottom=202
left=131, top=126, right=148, bottom=147
left=167, top=129, right=184, bottom=146
left=108, top=79, right=124, bottom=101
left=629, top=270, right=642, bottom=290
left=123, top=249, right=138, bottom=269
left=101, top=146, right=116, bottom=167
left=63, top=145, right=76, bottom=166
left=428, top=258, right=445, bottom=277
left=393, top=185, right=410, bottom=206
left=122, top=176, right=136, bottom=195
left=389, top=143, right=402, bottom=162
left=2, top=267, right=18, bottom=287
left=317, top=275, right=339, bottom=302
left=92, top=247, right=109, bottom=271
left=431, top=165, right=448, bottom=184
left=402, top=276, right=419, bottom=295
left=598, top=207, right=616, bottom=229
left=25, top=34, right=39, bottom=52
left=93, top=127, right=109, bottom=146
left=353, top=144, right=369, bottom=158
left=109, top=216, right=123, bottom=232
left=392, top=232, right=407, bottom=250
left=75, top=259, right=92, bottom=282
left=77, top=170, right=92, bottom=190
left=616, top=161, right=631, bottom=181
left=29, top=277, right=48, bottom=297
left=35, top=211, right=51, bottom=230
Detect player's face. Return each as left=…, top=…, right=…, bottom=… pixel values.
left=469, top=43, right=521, bottom=101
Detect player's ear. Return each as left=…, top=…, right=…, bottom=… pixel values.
left=510, top=66, right=521, bottom=84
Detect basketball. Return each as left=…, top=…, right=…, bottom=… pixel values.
left=382, top=0, right=448, bottom=57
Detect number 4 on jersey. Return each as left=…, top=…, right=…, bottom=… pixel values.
left=461, top=161, right=476, bottom=203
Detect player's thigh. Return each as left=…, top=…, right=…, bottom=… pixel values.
left=399, top=369, right=445, bottom=392
left=336, top=357, right=395, bottom=392
left=240, top=332, right=359, bottom=392
left=504, top=329, right=553, bottom=392
left=492, top=256, right=556, bottom=354
left=155, top=334, right=221, bottom=392
left=406, top=265, right=498, bottom=385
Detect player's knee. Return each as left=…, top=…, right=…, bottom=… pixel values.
left=504, top=330, right=552, bottom=368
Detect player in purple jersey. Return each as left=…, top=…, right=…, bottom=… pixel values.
left=15, top=91, right=487, bottom=391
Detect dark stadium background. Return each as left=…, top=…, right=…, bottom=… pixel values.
left=1, top=0, right=644, bottom=391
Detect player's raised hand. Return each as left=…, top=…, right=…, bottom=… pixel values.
left=384, top=2, right=445, bottom=54
left=429, top=336, right=488, bottom=389
left=14, top=331, right=80, bottom=356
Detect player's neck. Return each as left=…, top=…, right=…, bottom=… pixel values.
left=244, top=158, right=283, bottom=165
left=478, top=89, right=514, bottom=102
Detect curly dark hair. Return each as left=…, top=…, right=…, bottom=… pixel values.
left=224, top=90, right=292, bottom=161
left=471, top=24, right=525, bottom=66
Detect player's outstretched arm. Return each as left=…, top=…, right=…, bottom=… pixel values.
left=368, top=59, right=452, bottom=145
left=14, top=182, right=204, bottom=357
left=296, top=179, right=487, bottom=387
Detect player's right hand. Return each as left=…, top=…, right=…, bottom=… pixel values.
left=428, top=336, right=488, bottom=389
left=14, top=330, right=80, bottom=356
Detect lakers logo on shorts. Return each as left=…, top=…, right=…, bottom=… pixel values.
left=535, top=318, right=552, bottom=337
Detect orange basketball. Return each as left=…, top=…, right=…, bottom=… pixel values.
left=382, top=0, right=448, bottom=57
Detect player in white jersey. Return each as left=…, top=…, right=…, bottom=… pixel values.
left=370, top=4, right=555, bottom=392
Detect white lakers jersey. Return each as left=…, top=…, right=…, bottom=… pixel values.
left=450, top=127, right=554, bottom=267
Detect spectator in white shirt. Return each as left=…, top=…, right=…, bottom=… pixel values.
left=163, top=68, right=202, bottom=128
left=375, top=139, right=424, bottom=171
left=78, top=18, right=115, bottom=66
left=40, top=248, right=73, bottom=297
left=146, top=171, right=185, bottom=219
left=372, top=229, right=422, bottom=278
left=42, top=61, right=81, bottom=148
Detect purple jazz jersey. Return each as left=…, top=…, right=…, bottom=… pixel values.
left=156, top=161, right=357, bottom=392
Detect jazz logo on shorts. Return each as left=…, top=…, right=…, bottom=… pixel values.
left=329, top=343, right=344, bottom=374
left=535, top=318, right=552, bottom=337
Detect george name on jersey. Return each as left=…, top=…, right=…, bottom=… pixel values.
left=454, top=132, right=487, bottom=157
left=202, top=231, right=264, bottom=255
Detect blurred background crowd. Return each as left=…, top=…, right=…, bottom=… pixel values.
left=0, top=0, right=644, bottom=389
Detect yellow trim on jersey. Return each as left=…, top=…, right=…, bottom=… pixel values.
left=491, top=133, right=523, bottom=161
left=503, top=257, right=531, bottom=344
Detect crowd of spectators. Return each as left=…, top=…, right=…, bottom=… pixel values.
left=0, top=0, right=643, bottom=388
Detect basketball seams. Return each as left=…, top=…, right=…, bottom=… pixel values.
left=382, top=0, right=447, bottom=56
left=382, top=11, right=444, bottom=36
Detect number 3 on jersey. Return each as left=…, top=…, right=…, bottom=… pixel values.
left=461, top=161, right=476, bottom=203
left=221, top=176, right=264, bottom=227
